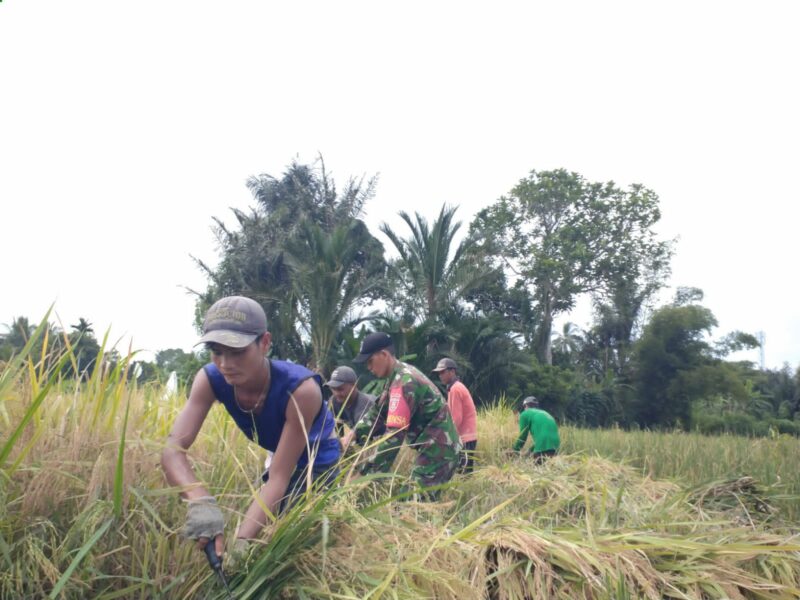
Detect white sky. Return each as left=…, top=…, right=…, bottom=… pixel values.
left=1, top=1, right=798, bottom=369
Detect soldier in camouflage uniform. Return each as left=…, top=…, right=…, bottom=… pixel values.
left=352, top=332, right=461, bottom=493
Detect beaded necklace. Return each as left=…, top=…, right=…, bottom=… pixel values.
left=233, top=358, right=270, bottom=414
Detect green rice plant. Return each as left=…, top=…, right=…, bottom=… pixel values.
left=562, top=425, right=800, bottom=522
left=113, top=385, right=132, bottom=519
left=49, top=517, right=113, bottom=599
left=0, top=307, right=54, bottom=427
left=0, top=327, right=73, bottom=475
left=4, top=341, right=800, bottom=599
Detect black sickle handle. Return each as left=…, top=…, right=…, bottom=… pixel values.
left=204, top=541, right=235, bottom=599
left=204, top=540, right=222, bottom=570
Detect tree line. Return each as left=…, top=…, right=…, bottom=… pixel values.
left=3, top=158, right=799, bottom=434
left=188, top=157, right=799, bottom=434
left=0, top=316, right=205, bottom=389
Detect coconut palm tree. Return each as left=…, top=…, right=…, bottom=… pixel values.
left=194, top=157, right=378, bottom=363
left=379, top=204, right=493, bottom=324
left=70, top=318, right=94, bottom=336
left=285, top=219, right=385, bottom=375
left=68, top=317, right=101, bottom=378
left=551, top=322, right=586, bottom=367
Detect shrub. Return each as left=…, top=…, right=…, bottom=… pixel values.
left=769, top=418, right=800, bottom=436
left=694, top=412, right=779, bottom=437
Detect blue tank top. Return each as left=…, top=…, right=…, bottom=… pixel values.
left=204, top=360, right=340, bottom=468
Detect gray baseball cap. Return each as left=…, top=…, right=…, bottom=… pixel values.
left=196, top=296, right=268, bottom=348
left=325, top=366, right=357, bottom=388
left=431, top=357, right=457, bottom=373
left=522, top=396, right=539, bottom=407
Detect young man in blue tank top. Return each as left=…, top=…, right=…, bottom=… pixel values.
left=161, top=296, right=340, bottom=563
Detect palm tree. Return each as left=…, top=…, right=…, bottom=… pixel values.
left=443, top=309, right=532, bottom=404
left=4, top=317, right=34, bottom=349
left=67, top=317, right=101, bottom=378
left=551, top=321, right=586, bottom=366
left=2, top=316, right=63, bottom=370
left=194, top=157, right=379, bottom=363
left=70, top=318, right=94, bottom=336
left=380, top=204, right=493, bottom=323
left=286, top=219, right=385, bottom=375
left=192, top=206, right=306, bottom=360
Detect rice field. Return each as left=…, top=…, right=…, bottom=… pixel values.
left=561, top=424, right=800, bottom=521
left=1, top=339, right=799, bottom=599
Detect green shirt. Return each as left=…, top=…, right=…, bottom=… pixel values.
left=513, top=408, right=560, bottom=453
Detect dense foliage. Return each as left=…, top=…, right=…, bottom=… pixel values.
left=4, top=159, right=798, bottom=433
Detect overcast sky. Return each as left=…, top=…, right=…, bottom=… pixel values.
left=1, top=1, right=798, bottom=369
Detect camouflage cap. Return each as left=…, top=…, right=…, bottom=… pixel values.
left=196, top=296, right=267, bottom=348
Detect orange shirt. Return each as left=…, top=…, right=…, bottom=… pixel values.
left=447, top=380, right=477, bottom=442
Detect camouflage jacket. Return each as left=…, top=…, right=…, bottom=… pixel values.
left=355, top=360, right=460, bottom=474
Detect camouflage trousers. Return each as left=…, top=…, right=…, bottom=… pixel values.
left=410, top=439, right=460, bottom=490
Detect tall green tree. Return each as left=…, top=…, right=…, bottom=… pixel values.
left=380, top=204, right=493, bottom=323
left=70, top=318, right=94, bottom=336
left=155, top=348, right=207, bottom=388
left=473, top=169, right=672, bottom=366
left=588, top=184, right=674, bottom=376
left=632, top=301, right=718, bottom=428
left=1, top=316, right=63, bottom=368
left=758, top=365, right=797, bottom=419
left=463, top=269, right=538, bottom=346
left=631, top=289, right=758, bottom=429
left=67, top=318, right=100, bottom=378
left=3, top=317, right=34, bottom=351
left=194, top=206, right=303, bottom=359
left=0, top=317, right=33, bottom=362
left=285, top=219, right=385, bottom=375
left=194, top=157, right=382, bottom=365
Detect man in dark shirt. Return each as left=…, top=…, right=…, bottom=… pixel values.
left=325, top=365, right=381, bottom=449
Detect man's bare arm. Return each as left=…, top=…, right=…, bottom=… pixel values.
left=161, top=368, right=216, bottom=500
left=237, top=378, right=322, bottom=539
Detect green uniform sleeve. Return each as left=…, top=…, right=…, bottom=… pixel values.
left=512, top=412, right=530, bottom=451
left=359, top=431, right=405, bottom=474
left=353, top=392, right=384, bottom=446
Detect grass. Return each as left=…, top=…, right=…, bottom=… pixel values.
left=1, top=334, right=800, bottom=598
left=561, top=424, right=800, bottom=521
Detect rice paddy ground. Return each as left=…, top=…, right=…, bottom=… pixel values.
left=2, top=357, right=799, bottom=599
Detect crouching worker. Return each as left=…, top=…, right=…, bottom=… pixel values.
left=512, top=396, right=560, bottom=464
left=351, top=332, right=461, bottom=498
left=325, top=365, right=384, bottom=451
left=161, top=296, right=340, bottom=563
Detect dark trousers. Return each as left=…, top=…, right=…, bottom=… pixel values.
left=532, top=449, right=557, bottom=465
left=459, top=440, right=478, bottom=474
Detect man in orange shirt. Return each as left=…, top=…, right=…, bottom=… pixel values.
left=432, top=358, right=478, bottom=473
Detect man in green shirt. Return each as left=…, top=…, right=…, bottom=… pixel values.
left=512, top=396, right=560, bottom=464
